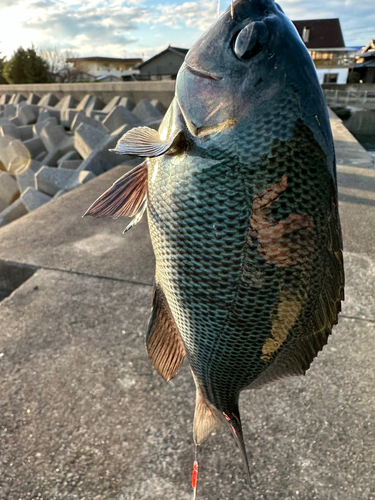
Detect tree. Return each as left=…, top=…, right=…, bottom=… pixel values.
left=38, top=48, right=81, bottom=83
left=0, top=51, right=6, bottom=84
left=3, top=47, right=50, bottom=84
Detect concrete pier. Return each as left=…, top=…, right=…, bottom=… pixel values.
left=0, top=112, right=374, bottom=500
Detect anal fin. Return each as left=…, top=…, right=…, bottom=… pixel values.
left=146, top=286, right=186, bottom=381
left=193, top=384, right=222, bottom=445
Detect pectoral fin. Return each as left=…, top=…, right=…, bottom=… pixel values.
left=146, top=286, right=186, bottom=381
left=84, top=161, right=147, bottom=220
left=110, top=126, right=186, bottom=157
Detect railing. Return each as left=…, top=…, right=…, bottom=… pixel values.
left=323, top=88, right=375, bottom=109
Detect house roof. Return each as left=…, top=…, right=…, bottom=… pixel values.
left=292, top=19, right=345, bottom=49
left=67, top=57, right=143, bottom=65
left=355, top=60, right=375, bottom=69
left=95, top=74, right=122, bottom=82
left=134, top=46, right=189, bottom=69
left=361, top=39, right=375, bottom=55
left=355, top=40, right=375, bottom=67
left=360, top=52, right=375, bottom=60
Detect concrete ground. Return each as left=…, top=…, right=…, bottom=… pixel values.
left=0, top=113, right=375, bottom=500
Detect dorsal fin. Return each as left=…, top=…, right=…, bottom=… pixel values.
left=110, top=126, right=185, bottom=157
left=146, top=285, right=186, bottom=381
left=84, top=161, right=147, bottom=219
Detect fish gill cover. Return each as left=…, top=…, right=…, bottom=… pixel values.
left=85, top=0, right=344, bottom=495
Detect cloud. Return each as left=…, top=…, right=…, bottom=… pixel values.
left=0, top=0, right=22, bottom=6
left=154, top=1, right=217, bottom=31
left=13, top=1, right=151, bottom=56
left=0, top=0, right=373, bottom=59
left=22, top=4, right=147, bottom=33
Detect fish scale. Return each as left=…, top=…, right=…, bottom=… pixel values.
left=86, top=0, right=344, bottom=489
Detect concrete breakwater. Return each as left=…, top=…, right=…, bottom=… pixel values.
left=0, top=91, right=168, bottom=228
left=0, top=81, right=175, bottom=109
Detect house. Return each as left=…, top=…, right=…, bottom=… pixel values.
left=292, top=19, right=357, bottom=84
left=66, top=57, right=142, bottom=81
left=354, top=40, right=375, bottom=83
left=133, top=46, right=189, bottom=80
left=95, top=74, right=122, bottom=83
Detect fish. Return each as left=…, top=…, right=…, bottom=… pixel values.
left=85, top=0, right=344, bottom=490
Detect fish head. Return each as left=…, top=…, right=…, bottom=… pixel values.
left=176, top=0, right=324, bottom=142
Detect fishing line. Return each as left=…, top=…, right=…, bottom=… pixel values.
left=192, top=445, right=199, bottom=500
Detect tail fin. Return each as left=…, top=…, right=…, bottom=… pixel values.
left=191, top=373, right=252, bottom=489
left=222, top=406, right=252, bottom=488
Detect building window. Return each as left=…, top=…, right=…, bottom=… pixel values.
left=302, top=27, right=310, bottom=43
left=323, top=73, right=338, bottom=83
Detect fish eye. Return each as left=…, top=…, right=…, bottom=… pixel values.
left=232, top=21, right=268, bottom=61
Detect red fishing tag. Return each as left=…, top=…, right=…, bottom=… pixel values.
left=192, top=460, right=199, bottom=489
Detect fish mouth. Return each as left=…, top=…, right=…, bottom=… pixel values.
left=184, top=62, right=223, bottom=81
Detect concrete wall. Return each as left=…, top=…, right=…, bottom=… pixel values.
left=0, top=81, right=176, bottom=108
left=139, top=52, right=185, bottom=77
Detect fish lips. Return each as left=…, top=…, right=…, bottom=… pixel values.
left=184, top=62, right=223, bottom=82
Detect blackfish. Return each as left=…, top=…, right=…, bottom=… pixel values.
left=85, top=0, right=344, bottom=492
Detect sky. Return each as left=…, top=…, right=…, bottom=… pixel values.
left=0, top=0, right=373, bottom=62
